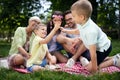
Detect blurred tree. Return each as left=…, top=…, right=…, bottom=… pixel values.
left=97, top=0, right=119, bottom=39
left=47, top=0, right=98, bottom=22
left=0, top=0, right=42, bottom=42
left=48, top=0, right=119, bottom=39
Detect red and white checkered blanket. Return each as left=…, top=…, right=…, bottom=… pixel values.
left=13, top=62, right=120, bottom=76
left=57, top=62, right=120, bottom=76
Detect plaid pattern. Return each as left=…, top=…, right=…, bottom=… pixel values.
left=57, top=62, right=90, bottom=76
left=13, top=62, right=120, bottom=76
left=57, top=62, right=120, bottom=75
left=101, top=66, right=120, bottom=73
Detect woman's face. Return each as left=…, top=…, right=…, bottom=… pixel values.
left=29, top=20, right=40, bottom=31
left=52, top=15, right=62, bottom=25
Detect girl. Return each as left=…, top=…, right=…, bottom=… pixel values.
left=27, top=23, right=60, bottom=72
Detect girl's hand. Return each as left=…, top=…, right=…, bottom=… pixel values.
left=49, top=56, right=56, bottom=65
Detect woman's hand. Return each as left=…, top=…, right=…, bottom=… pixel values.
left=53, top=20, right=61, bottom=31
left=25, top=53, right=31, bottom=59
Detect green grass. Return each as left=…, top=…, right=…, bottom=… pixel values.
left=110, top=39, right=120, bottom=56
left=0, top=41, right=11, bottom=57
left=0, top=68, right=120, bottom=80
left=0, top=39, right=120, bottom=80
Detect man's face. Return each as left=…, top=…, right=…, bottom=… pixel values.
left=65, top=13, right=75, bottom=28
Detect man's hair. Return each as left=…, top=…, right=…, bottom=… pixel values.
left=63, top=10, right=71, bottom=18
left=71, top=0, right=92, bottom=19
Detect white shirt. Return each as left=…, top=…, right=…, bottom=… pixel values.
left=77, top=18, right=111, bottom=52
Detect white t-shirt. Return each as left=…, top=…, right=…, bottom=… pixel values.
left=77, top=18, right=111, bottom=52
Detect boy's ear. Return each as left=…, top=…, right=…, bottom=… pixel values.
left=80, top=15, right=85, bottom=20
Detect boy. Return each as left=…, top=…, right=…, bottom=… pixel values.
left=61, top=0, right=112, bottom=73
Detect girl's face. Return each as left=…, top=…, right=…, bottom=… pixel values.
left=37, top=26, right=47, bottom=38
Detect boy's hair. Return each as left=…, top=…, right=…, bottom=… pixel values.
left=71, top=0, right=92, bottom=19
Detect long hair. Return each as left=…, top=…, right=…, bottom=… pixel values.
left=47, top=11, right=63, bottom=35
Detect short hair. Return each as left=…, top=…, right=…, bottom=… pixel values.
left=63, top=10, right=71, bottom=18
left=34, top=24, right=46, bottom=30
left=29, top=16, right=42, bottom=23
left=71, top=0, right=92, bottom=19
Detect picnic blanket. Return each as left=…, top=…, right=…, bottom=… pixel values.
left=57, top=62, right=120, bottom=75
left=12, top=62, right=120, bottom=76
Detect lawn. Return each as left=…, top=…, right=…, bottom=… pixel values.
left=0, top=39, right=120, bottom=80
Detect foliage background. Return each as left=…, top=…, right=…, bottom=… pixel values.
left=0, top=0, right=120, bottom=42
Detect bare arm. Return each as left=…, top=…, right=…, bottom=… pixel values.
left=40, top=21, right=61, bottom=44
left=60, top=27, right=80, bottom=35
left=18, top=47, right=30, bottom=59
left=89, top=44, right=98, bottom=72
left=46, top=51, right=56, bottom=65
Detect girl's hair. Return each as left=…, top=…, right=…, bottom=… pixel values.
left=71, top=0, right=92, bottom=19
left=47, top=11, right=63, bottom=35
left=35, top=24, right=46, bottom=30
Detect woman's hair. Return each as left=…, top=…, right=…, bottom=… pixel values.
left=29, top=16, right=41, bottom=24
left=71, top=0, right=92, bottom=19
left=47, top=11, right=63, bottom=35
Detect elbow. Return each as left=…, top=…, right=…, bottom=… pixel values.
left=41, top=39, right=49, bottom=44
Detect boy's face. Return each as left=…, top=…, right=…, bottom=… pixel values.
left=71, top=10, right=83, bottom=24
left=37, top=26, right=47, bottom=38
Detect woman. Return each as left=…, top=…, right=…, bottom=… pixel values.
left=47, top=11, right=68, bottom=63
left=8, top=16, right=41, bottom=68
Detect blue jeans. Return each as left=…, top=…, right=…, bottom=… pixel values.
left=27, top=59, right=47, bottom=72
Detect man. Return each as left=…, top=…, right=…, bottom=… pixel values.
left=55, top=10, right=81, bottom=63
left=57, top=10, right=90, bottom=68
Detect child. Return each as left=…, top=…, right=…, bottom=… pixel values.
left=27, top=23, right=60, bottom=72
left=99, top=53, right=120, bottom=69
left=61, top=0, right=112, bottom=73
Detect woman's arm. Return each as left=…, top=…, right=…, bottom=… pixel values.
left=18, top=47, right=30, bottom=59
